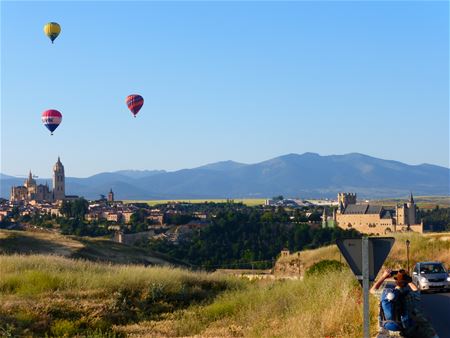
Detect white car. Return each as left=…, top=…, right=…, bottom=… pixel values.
left=412, top=261, right=450, bottom=293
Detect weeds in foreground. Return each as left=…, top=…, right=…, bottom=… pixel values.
left=113, top=270, right=378, bottom=338
left=4, top=232, right=443, bottom=337
left=0, top=254, right=243, bottom=337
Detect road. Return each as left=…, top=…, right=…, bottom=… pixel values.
left=420, top=292, right=450, bottom=338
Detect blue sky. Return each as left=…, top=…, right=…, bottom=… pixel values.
left=1, top=1, right=448, bottom=177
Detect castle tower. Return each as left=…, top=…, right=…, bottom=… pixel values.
left=108, top=188, right=114, bottom=202
left=407, top=192, right=414, bottom=208
left=406, top=192, right=416, bottom=225
left=337, top=192, right=357, bottom=211
left=53, top=156, right=65, bottom=201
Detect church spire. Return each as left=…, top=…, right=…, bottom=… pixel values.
left=409, top=192, right=414, bottom=204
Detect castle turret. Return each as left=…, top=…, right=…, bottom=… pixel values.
left=396, top=193, right=417, bottom=226
left=337, top=192, right=357, bottom=212
left=407, top=192, right=414, bottom=208
left=53, top=156, right=65, bottom=201
left=406, top=192, right=416, bottom=225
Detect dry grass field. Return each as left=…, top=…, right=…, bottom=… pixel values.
left=0, top=230, right=177, bottom=266
left=0, top=255, right=243, bottom=337
left=1, top=231, right=448, bottom=337
left=0, top=255, right=370, bottom=337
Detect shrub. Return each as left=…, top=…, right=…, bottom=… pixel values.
left=305, top=259, right=345, bottom=276
left=50, top=319, right=77, bottom=337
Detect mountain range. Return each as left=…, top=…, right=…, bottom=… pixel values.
left=1, top=153, right=449, bottom=200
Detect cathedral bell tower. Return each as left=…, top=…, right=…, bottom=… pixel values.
left=53, top=156, right=65, bottom=201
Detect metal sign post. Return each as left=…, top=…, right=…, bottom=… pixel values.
left=336, top=237, right=395, bottom=338
left=362, top=237, right=370, bottom=338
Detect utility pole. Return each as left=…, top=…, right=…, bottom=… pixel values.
left=406, top=239, right=410, bottom=274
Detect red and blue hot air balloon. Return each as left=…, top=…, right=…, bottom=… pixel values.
left=41, top=109, right=62, bottom=135
left=126, top=94, right=144, bottom=118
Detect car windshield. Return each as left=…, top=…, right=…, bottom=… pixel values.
left=420, top=264, right=446, bottom=274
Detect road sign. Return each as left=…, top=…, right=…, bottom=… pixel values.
left=336, top=237, right=395, bottom=281
left=336, top=237, right=395, bottom=338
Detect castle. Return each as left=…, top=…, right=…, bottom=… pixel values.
left=324, top=192, right=423, bottom=234
left=10, top=157, right=65, bottom=203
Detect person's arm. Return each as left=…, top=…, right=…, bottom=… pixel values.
left=408, top=282, right=418, bottom=292
left=370, top=269, right=392, bottom=294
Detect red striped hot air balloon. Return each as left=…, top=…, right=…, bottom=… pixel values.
left=126, top=94, right=144, bottom=118
left=42, top=109, right=62, bottom=135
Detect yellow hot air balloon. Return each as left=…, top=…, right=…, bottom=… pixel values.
left=43, top=22, right=61, bottom=44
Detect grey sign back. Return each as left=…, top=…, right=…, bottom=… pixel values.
left=336, top=237, right=395, bottom=281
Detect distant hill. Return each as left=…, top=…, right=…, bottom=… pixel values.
left=198, top=160, right=247, bottom=171
left=1, top=152, right=449, bottom=199
left=114, top=169, right=166, bottom=179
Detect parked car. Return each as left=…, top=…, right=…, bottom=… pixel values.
left=412, top=261, right=450, bottom=293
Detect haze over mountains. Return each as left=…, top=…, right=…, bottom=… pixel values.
left=1, top=153, right=449, bottom=200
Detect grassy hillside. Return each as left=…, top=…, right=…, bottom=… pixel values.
left=278, top=232, right=450, bottom=276
left=0, top=255, right=243, bottom=337
left=0, top=230, right=181, bottom=266
left=1, top=232, right=447, bottom=337
left=0, top=255, right=371, bottom=337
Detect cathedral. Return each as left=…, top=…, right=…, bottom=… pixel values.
left=10, top=157, right=65, bottom=203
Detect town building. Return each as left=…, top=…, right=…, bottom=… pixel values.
left=10, top=157, right=66, bottom=203
left=334, top=192, right=423, bottom=234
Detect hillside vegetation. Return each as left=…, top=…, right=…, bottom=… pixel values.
left=1, top=232, right=447, bottom=337
left=0, top=255, right=372, bottom=337
left=278, top=232, right=450, bottom=275
left=0, top=255, right=243, bottom=337
left=0, top=230, right=179, bottom=266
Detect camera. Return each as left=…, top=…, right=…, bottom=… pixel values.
left=390, top=270, right=398, bottom=277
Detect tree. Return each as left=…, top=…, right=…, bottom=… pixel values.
left=10, top=206, right=20, bottom=220
left=59, top=200, right=72, bottom=218
left=59, top=198, right=88, bottom=219
left=71, top=198, right=89, bottom=219
left=130, top=209, right=147, bottom=225
left=308, top=212, right=321, bottom=222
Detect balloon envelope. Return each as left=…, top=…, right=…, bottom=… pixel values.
left=126, top=94, right=144, bottom=117
left=43, top=22, right=61, bottom=43
left=42, top=109, right=62, bottom=134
